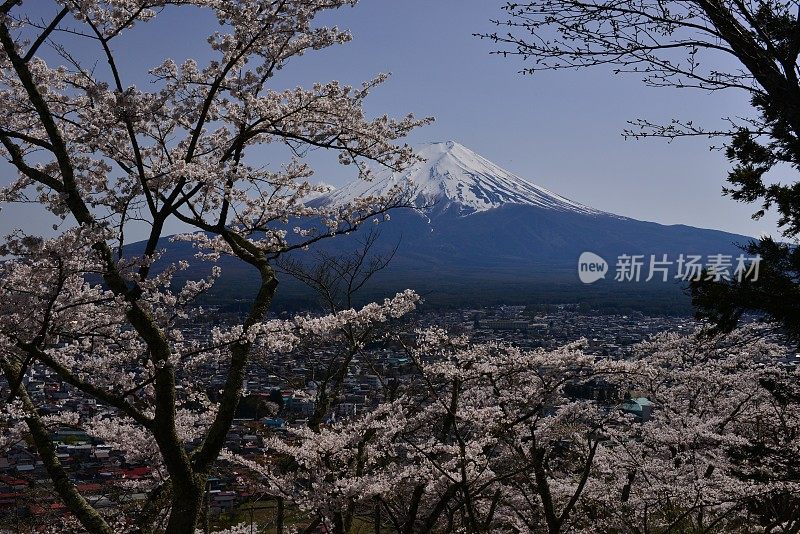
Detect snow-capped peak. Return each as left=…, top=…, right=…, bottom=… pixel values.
left=316, top=141, right=604, bottom=216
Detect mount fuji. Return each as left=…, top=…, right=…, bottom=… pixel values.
left=316, top=141, right=606, bottom=217
left=283, top=141, right=751, bottom=311
left=139, top=141, right=754, bottom=312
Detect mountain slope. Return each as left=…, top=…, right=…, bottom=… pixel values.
left=135, top=141, right=756, bottom=313
left=297, top=141, right=753, bottom=310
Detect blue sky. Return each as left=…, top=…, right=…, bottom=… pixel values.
left=1, top=0, right=781, bottom=239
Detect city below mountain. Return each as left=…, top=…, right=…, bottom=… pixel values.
left=146, top=141, right=754, bottom=314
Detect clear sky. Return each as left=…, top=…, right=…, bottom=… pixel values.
left=0, top=0, right=782, bottom=239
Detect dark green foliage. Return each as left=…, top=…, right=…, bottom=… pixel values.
left=683, top=5, right=800, bottom=340
left=693, top=238, right=800, bottom=343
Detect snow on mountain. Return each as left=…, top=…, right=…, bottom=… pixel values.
left=315, top=141, right=606, bottom=216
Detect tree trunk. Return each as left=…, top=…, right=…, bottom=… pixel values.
left=163, top=477, right=206, bottom=533
left=0, top=360, right=114, bottom=534
left=276, top=497, right=285, bottom=534
left=333, top=512, right=346, bottom=534
left=374, top=497, right=381, bottom=534
left=532, top=446, right=561, bottom=534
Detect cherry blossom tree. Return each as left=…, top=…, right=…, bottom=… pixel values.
left=0, top=1, right=430, bottom=532
left=276, top=228, right=404, bottom=431
left=227, top=325, right=800, bottom=533
left=227, top=329, right=639, bottom=533
left=594, top=326, right=800, bottom=533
